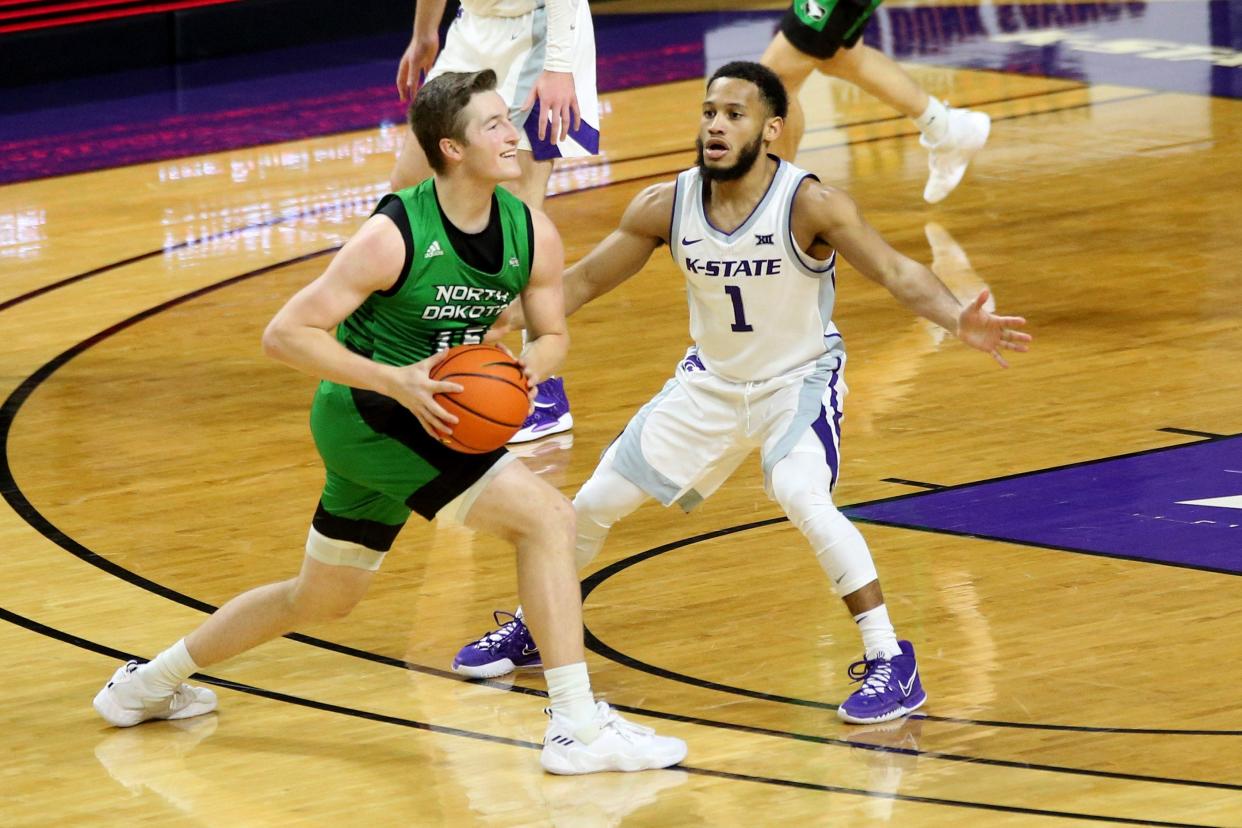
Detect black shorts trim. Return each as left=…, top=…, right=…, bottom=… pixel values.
left=350, top=387, right=508, bottom=520
left=780, top=0, right=879, bottom=60
left=312, top=501, right=404, bottom=552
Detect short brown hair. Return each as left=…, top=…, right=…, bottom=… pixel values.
left=410, top=70, right=499, bottom=174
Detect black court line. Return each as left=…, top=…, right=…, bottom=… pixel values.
left=1158, top=427, right=1228, bottom=439
left=0, top=605, right=1220, bottom=827
left=2, top=253, right=1241, bottom=753
left=880, top=477, right=944, bottom=489
left=579, top=520, right=1242, bottom=738
left=0, top=260, right=1240, bottom=805
left=0, top=196, right=377, bottom=314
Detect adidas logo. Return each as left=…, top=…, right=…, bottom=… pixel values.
left=424, top=240, right=443, bottom=259
left=508, top=256, right=519, bottom=268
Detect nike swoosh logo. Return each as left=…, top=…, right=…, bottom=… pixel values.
left=681, top=237, right=701, bottom=246
left=898, top=668, right=918, bottom=697
left=522, top=645, right=539, bottom=656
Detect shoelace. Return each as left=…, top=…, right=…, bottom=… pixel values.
left=471, top=610, right=521, bottom=652
left=599, top=704, right=655, bottom=743
left=846, top=656, right=895, bottom=698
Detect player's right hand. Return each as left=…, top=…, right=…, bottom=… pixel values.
left=388, top=351, right=463, bottom=438
left=521, top=70, right=580, bottom=143
left=397, top=35, right=440, bottom=102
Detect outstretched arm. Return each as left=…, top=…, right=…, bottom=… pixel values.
left=489, top=182, right=672, bottom=336
left=799, top=181, right=1031, bottom=367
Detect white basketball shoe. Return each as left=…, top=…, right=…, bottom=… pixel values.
left=94, top=660, right=218, bottom=728
left=541, top=702, right=687, bottom=775
left=922, top=106, right=991, bottom=204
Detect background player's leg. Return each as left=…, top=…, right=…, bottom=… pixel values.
left=759, top=32, right=817, bottom=160
left=817, top=42, right=930, bottom=122
left=390, top=129, right=433, bottom=192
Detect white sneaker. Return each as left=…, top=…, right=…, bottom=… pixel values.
left=540, top=702, right=687, bottom=775
left=921, top=107, right=991, bottom=204
left=93, top=661, right=218, bottom=728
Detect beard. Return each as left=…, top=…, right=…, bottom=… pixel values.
left=696, top=132, right=765, bottom=182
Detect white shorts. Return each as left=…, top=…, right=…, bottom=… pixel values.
left=612, top=347, right=848, bottom=511
left=426, top=2, right=600, bottom=160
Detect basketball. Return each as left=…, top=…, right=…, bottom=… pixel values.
left=429, top=344, right=530, bottom=453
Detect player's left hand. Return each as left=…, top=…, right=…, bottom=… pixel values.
left=397, top=34, right=439, bottom=102
left=522, top=70, right=580, bottom=143
left=956, top=289, right=1031, bottom=368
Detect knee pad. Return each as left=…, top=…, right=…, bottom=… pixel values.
left=572, top=450, right=648, bottom=570
left=771, top=453, right=877, bottom=596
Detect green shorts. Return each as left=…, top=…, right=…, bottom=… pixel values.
left=309, top=380, right=508, bottom=551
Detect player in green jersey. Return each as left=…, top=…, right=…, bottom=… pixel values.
left=92, top=70, right=687, bottom=776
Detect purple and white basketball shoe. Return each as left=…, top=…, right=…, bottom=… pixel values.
left=452, top=611, right=541, bottom=679
left=837, top=640, right=927, bottom=724
left=509, top=377, right=573, bottom=444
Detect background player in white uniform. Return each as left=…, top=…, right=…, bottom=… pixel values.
left=393, top=0, right=594, bottom=441
left=465, top=61, right=1030, bottom=724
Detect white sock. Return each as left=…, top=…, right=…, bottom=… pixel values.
left=140, top=639, right=200, bottom=695
left=545, top=662, right=596, bottom=727
left=854, top=606, right=901, bottom=660
left=914, top=97, right=950, bottom=145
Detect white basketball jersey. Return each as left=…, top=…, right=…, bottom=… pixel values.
left=669, top=158, right=843, bottom=382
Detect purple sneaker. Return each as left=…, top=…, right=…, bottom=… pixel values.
left=509, top=377, right=573, bottom=444
left=837, top=640, right=927, bottom=724
left=452, top=611, right=541, bottom=679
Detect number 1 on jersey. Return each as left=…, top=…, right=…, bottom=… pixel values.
left=724, top=285, right=754, bottom=332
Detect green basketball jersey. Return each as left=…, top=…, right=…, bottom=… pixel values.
left=337, top=179, right=534, bottom=367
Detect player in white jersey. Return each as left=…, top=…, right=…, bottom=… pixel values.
left=392, top=0, right=593, bottom=444
left=456, top=61, right=1031, bottom=724
left=392, top=0, right=599, bottom=208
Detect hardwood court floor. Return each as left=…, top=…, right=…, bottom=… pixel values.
left=4, top=12, right=1242, bottom=828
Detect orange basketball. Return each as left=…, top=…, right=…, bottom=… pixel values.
left=429, top=344, right=530, bottom=453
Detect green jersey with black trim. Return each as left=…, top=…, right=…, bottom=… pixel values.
left=337, top=179, right=533, bottom=367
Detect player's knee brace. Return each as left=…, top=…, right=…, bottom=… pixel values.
left=571, top=455, right=648, bottom=570
left=771, top=452, right=877, bottom=596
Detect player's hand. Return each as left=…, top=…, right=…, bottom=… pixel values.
left=388, top=350, right=463, bottom=438
left=955, top=289, right=1031, bottom=368
left=397, top=35, right=440, bottom=102
left=521, top=70, right=580, bottom=143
